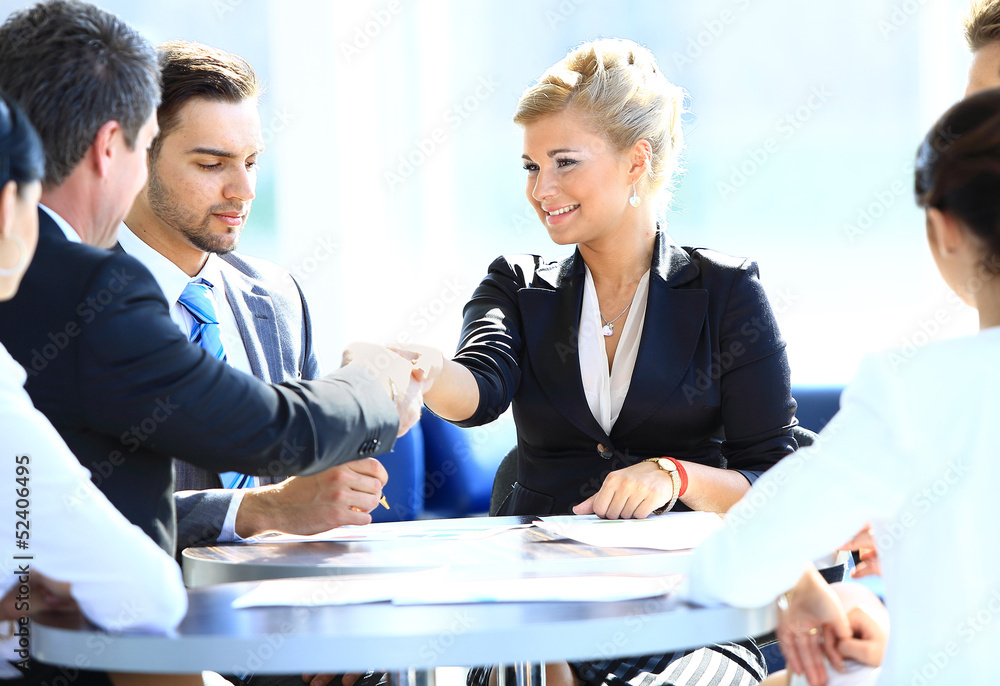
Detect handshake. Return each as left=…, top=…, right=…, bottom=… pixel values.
left=341, top=342, right=444, bottom=437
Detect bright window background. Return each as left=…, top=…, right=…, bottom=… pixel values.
left=1, top=0, right=979, bottom=384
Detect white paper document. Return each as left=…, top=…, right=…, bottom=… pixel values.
left=246, top=518, right=532, bottom=544
left=232, top=571, right=683, bottom=608
left=391, top=573, right=683, bottom=604
left=534, top=512, right=724, bottom=551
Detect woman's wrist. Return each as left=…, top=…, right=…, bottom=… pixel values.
left=664, top=457, right=688, bottom=497
left=643, top=457, right=681, bottom=513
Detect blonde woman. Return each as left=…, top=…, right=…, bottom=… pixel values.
left=385, top=39, right=798, bottom=686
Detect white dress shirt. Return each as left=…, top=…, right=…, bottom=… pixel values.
left=117, top=224, right=253, bottom=375
left=118, top=223, right=253, bottom=540
left=579, top=266, right=651, bottom=433
left=0, top=343, right=186, bottom=676
left=689, top=327, right=1000, bottom=684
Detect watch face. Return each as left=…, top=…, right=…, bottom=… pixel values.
left=658, top=458, right=677, bottom=473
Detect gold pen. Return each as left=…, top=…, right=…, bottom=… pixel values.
left=379, top=495, right=390, bottom=510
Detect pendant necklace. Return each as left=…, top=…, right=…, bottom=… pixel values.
left=600, top=298, right=634, bottom=337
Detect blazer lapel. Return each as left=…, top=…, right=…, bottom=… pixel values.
left=611, top=234, right=707, bottom=439
left=519, top=251, right=610, bottom=445
left=219, top=268, right=282, bottom=384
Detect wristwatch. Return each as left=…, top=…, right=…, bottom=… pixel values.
left=643, top=457, right=680, bottom=513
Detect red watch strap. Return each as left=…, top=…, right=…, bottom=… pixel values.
left=664, top=457, right=688, bottom=497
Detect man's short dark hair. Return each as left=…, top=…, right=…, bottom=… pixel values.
left=0, top=0, right=160, bottom=187
left=966, top=0, right=1000, bottom=51
left=150, top=40, right=261, bottom=161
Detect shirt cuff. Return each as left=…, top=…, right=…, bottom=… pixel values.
left=218, top=489, right=247, bottom=542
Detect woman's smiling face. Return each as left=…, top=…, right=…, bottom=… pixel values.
left=521, top=109, right=635, bottom=246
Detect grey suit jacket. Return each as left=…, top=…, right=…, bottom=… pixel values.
left=171, top=251, right=323, bottom=549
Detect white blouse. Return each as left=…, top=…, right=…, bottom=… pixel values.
left=0, top=343, right=186, bottom=675
left=690, top=327, right=1000, bottom=684
left=579, top=265, right=651, bottom=434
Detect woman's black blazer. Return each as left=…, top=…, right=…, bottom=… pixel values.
left=453, top=231, right=797, bottom=515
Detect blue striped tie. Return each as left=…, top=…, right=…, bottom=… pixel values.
left=177, top=278, right=256, bottom=490
left=177, top=278, right=227, bottom=363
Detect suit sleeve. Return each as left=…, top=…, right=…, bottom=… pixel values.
left=716, top=260, right=797, bottom=480
left=76, top=253, right=398, bottom=477
left=173, top=489, right=234, bottom=551
left=450, top=256, right=526, bottom=427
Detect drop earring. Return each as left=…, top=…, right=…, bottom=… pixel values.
left=629, top=182, right=641, bottom=208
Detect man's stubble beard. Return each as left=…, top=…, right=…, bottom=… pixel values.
left=147, top=165, right=245, bottom=255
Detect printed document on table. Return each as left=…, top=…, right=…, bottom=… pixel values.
left=245, top=518, right=532, bottom=543
left=232, top=572, right=682, bottom=608
left=534, top=512, right=724, bottom=551
left=391, top=573, right=683, bottom=604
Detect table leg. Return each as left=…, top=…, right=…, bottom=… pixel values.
left=514, top=662, right=545, bottom=686
left=393, top=667, right=436, bottom=686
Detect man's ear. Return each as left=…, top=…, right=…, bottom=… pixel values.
left=90, top=120, right=124, bottom=179
left=0, top=180, right=17, bottom=241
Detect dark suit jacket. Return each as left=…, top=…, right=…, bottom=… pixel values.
left=453, top=231, right=797, bottom=515
left=171, top=251, right=324, bottom=548
left=0, top=211, right=398, bottom=554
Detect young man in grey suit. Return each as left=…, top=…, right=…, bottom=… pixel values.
left=119, top=41, right=391, bottom=555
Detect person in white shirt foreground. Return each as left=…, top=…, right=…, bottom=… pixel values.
left=689, top=86, right=1000, bottom=685
left=0, top=93, right=191, bottom=685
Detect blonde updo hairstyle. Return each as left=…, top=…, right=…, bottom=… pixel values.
left=514, top=38, right=685, bottom=202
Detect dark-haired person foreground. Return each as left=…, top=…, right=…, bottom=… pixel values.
left=0, top=0, right=418, bottom=560
left=0, top=92, right=199, bottom=686
left=372, top=38, right=797, bottom=686
left=690, top=87, right=1000, bottom=684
